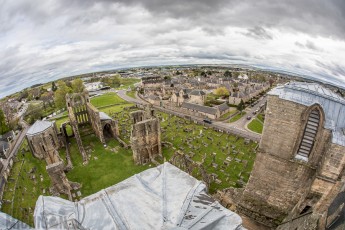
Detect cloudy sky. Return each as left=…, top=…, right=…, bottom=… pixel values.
left=1, top=0, right=345, bottom=98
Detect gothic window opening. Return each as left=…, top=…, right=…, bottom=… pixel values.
left=296, top=109, right=320, bottom=161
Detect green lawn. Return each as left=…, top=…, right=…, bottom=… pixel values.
left=219, top=109, right=237, bottom=119
left=116, top=78, right=140, bottom=90
left=59, top=132, right=151, bottom=198
left=1, top=141, right=51, bottom=226
left=99, top=104, right=134, bottom=118
left=257, top=113, right=265, bottom=123
left=229, top=112, right=246, bottom=123
left=247, top=118, right=263, bottom=134
left=90, top=93, right=127, bottom=108
left=54, top=116, right=69, bottom=128
left=126, top=90, right=136, bottom=99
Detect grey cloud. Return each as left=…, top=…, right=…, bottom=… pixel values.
left=2, top=0, right=345, bottom=37
left=295, top=40, right=322, bottom=51
left=245, top=26, right=273, bottom=40
left=0, top=0, right=345, bottom=98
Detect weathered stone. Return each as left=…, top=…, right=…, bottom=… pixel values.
left=130, top=106, right=162, bottom=165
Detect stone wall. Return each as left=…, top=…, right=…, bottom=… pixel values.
left=130, top=108, right=162, bottom=165
left=86, top=103, right=105, bottom=144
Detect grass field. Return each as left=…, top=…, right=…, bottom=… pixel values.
left=59, top=132, right=151, bottom=197
left=126, top=90, right=136, bottom=99
left=90, top=92, right=128, bottom=107
left=248, top=113, right=264, bottom=134
left=219, top=109, right=237, bottom=119
left=116, top=78, right=140, bottom=90
left=247, top=118, right=263, bottom=134
left=2, top=100, right=258, bottom=226
left=229, top=112, right=246, bottom=123
left=1, top=141, right=51, bottom=226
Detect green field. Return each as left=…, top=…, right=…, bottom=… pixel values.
left=229, top=112, right=246, bottom=123
left=219, top=109, right=237, bottom=119
left=126, top=90, right=136, bottom=99
left=248, top=118, right=263, bottom=134
left=1, top=97, right=258, bottom=226
left=1, top=141, right=51, bottom=225
left=248, top=114, right=264, bottom=134
left=117, top=78, right=140, bottom=89
left=90, top=92, right=128, bottom=107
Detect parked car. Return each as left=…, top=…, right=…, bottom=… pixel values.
left=203, top=119, right=212, bottom=124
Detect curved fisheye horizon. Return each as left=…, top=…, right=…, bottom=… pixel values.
left=2, top=61, right=345, bottom=99
left=1, top=0, right=345, bottom=98
left=2, top=1, right=345, bottom=230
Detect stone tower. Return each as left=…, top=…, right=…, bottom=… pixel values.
left=26, top=120, right=62, bottom=165
left=130, top=106, right=162, bottom=165
left=218, top=82, right=345, bottom=228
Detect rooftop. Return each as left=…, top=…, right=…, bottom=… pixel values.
left=190, top=90, right=206, bottom=96
left=34, top=163, right=244, bottom=229
left=99, top=112, right=112, bottom=121
left=26, top=120, right=54, bottom=136
left=269, top=82, right=345, bottom=146
left=181, top=102, right=218, bottom=115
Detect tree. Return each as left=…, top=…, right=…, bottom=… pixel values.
left=224, top=70, right=232, bottom=78
left=25, top=104, right=43, bottom=124
left=71, top=78, right=85, bottom=93
left=101, top=75, right=121, bottom=88
left=214, top=87, right=230, bottom=97
left=237, top=99, right=245, bottom=113
left=41, top=92, right=54, bottom=109
left=52, top=81, right=58, bottom=92
left=54, top=81, right=71, bottom=109
left=18, top=89, right=28, bottom=101
left=0, top=108, right=10, bottom=134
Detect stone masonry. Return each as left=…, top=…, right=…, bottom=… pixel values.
left=130, top=106, right=162, bottom=165
left=217, top=82, right=345, bottom=229
left=26, top=120, right=80, bottom=200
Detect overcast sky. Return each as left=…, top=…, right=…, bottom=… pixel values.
left=1, top=0, right=345, bottom=98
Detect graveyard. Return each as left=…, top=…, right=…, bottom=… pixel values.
left=1, top=92, right=258, bottom=226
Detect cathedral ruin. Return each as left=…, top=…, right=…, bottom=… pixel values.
left=65, top=90, right=120, bottom=163
left=218, top=82, right=345, bottom=229
left=130, top=106, right=162, bottom=165
left=26, top=120, right=80, bottom=200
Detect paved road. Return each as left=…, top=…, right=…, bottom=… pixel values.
left=116, top=90, right=261, bottom=141
left=220, top=97, right=267, bottom=135
left=117, top=90, right=148, bottom=105
left=0, top=121, right=28, bottom=178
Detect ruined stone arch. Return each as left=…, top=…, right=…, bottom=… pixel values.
left=72, top=93, right=86, bottom=106
left=294, top=104, right=325, bottom=162
left=102, top=123, right=113, bottom=139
